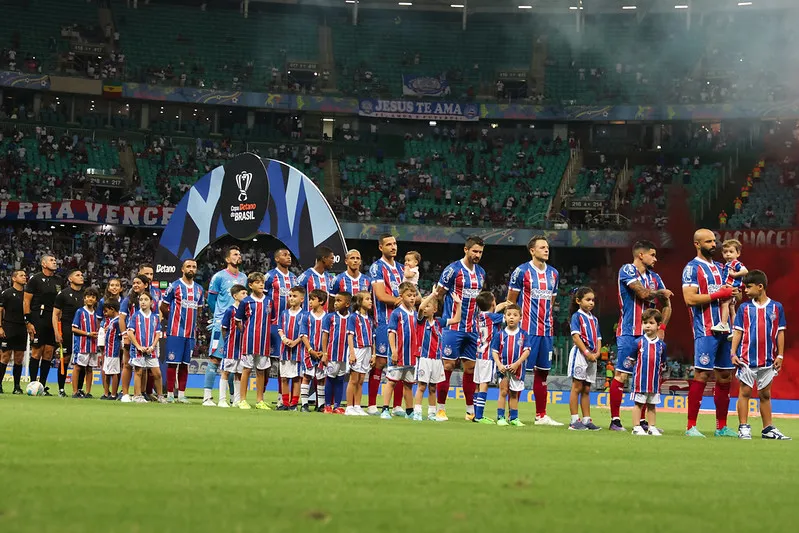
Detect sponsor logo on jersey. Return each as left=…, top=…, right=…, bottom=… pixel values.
left=529, top=288, right=554, bottom=299
left=461, top=288, right=480, bottom=299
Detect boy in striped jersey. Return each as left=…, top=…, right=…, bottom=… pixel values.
left=321, top=292, right=352, bottom=413
left=382, top=282, right=418, bottom=419
left=236, top=272, right=272, bottom=410
left=473, top=291, right=509, bottom=424
left=300, top=289, right=328, bottom=412
left=491, top=304, right=529, bottom=426
left=731, top=270, right=790, bottom=440
left=71, top=288, right=100, bottom=399
left=101, top=300, right=122, bottom=400
left=630, top=309, right=666, bottom=436
left=413, top=291, right=461, bottom=421
left=277, top=287, right=306, bottom=411
left=219, top=284, right=248, bottom=408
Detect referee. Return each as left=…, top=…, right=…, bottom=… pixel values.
left=53, top=270, right=85, bottom=397
left=24, top=255, right=61, bottom=395
left=0, top=269, right=28, bottom=394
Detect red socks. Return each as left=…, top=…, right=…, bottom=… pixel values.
left=392, top=381, right=403, bottom=408
left=367, top=367, right=382, bottom=406
left=609, top=379, right=623, bottom=419
left=437, top=369, right=452, bottom=405
left=714, top=381, right=731, bottom=430
left=687, top=379, right=705, bottom=429
left=533, top=370, right=548, bottom=418
left=177, top=364, right=188, bottom=391
left=290, top=395, right=299, bottom=407
left=282, top=393, right=290, bottom=406
left=166, top=365, right=177, bottom=393
left=462, top=371, right=475, bottom=408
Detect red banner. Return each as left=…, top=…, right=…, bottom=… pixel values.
left=715, top=229, right=799, bottom=248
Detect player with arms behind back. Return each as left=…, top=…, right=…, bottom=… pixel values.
left=730, top=270, right=790, bottom=440
left=506, top=236, right=561, bottom=425
left=610, top=240, right=672, bottom=431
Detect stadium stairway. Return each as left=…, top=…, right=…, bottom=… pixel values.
left=550, top=147, right=583, bottom=215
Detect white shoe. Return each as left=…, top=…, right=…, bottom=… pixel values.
left=218, top=400, right=230, bottom=408
left=120, top=394, right=132, bottom=403
left=178, top=397, right=191, bottom=404
left=202, top=399, right=216, bottom=407
left=711, top=323, right=731, bottom=333
left=344, top=406, right=356, bottom=416
left=393, top=406, right=405, bottom=417
left=647, top=426, right=663, bottom=436
left=133, top=395, right=147, bottom=404
left=534, top=415, right=564, bottom=426
left=632, top=425, right=648, bottom=436
left=354, top=405, right=368, bottom=416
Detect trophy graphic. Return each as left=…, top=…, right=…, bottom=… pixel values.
left=236, top=171, right=252, bottom=202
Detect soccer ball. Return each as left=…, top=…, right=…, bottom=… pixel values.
left=26, top=381, right=44, bottom=396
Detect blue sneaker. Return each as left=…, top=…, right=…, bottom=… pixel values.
left=685, top=426, right=706, bottom=438
left=569, top=420, right=588, bottom=431
left=714, top=426, right=738, bottom=438
left=584, top=420, right=602, bottom=431
left=380, top=409, right=392, bottom=420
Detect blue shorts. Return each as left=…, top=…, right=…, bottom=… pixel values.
left=694, top=335, right=733, bottom=371
left=526, top=335, right=553, bottom=371
left=270, top=325, right=281, bottom=359
left=209, top=328, right=224, bottom=359
left=165, top=336, right=195, bottom=365
left=615, top=335, right=640, bottom=375
left=441, top=330, right=478, bottom=361
left=375, top=325, right=390, bottom=357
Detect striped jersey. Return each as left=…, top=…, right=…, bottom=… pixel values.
left=616, top=263, right=665, bottom=337
left=236, top=294, right=271, bottom=356
left=723, top=259, right=746, bottom=288
left=631, top=335, right=666, bottom=395
left=221, top=304, right=243, bottom=360
left=571, top=310, right=601, bottom=353
left=347, top=311, right=374, bottom=349
left=265, top=268, right=297, bottom=324
left=477, top=311, right=505, bottom=361
left=369, top=258, right=404, bottom=326
left=438, top=259, right=485, bottom=333
left=103, top=316, right=122, bottom=359
left=72, top=306, right=99, bottom=354
left=733, top=299, right=786, bottom=368
left=300, top=310, right=326, bottom=368
left=278, top=309, right=304, bottom=361
left=417, top=317, right=445, bottom=359
left=491, top=327, right=529, bottom=379
left=509, top=261, right=559, bottom=337
left=162, top=279, right=204, bottom=339
left=208, top=268, right=248, bottom=325
left=682, top=257, right=726, bottom=339
left=127, top=310, right=160, bottom=358
left=119, top=292, right=144, bottom=320
left=387, top=305, right=417, bottom=367
left=331, top=272, right=371, bottom=297
left=296, top=268, right=334, bottom=311
left=322, top=311, right=350, bottom=363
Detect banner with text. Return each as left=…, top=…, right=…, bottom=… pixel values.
left=358, top=98, right=479, bottom=121
left=401, top=75, right=449, bottom=97
left=0, top=201, right=174, bottom=226
left=714, top=228, right=799, bottom=249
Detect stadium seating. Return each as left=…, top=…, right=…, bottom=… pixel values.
left=727, top=163, right=798, bottom=229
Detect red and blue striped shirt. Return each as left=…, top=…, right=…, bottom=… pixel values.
left=323, top=311, right=350, bottom=363
left=236, top=294, right=271, bottom=356
left=369, top=258, right=404, bottom=326
left=491, top=327, right=529, bottom=379
left=279, top=309, right=304, bottom=361
left=265, top=268, right=297, bottom=325
left=632, top=336, right=666, bottom=395
left=221, top=305, right=243, bottom=360
left=347, top=311, right=374, bottom=349
left=723, top=259, right=746, bottom=288
left=127, top=310, right=160, bottom=358
left=72, top=306, right=99, bottom=354
left=103, top=316, right=122, bottom=359
left=388, top=305, right=417, bottom=366
left=438, top=259, right=485, bottom=333
left=682, top=257, right=726, bottom=339
left=297, top=268, right=334, bottom=311
left=570, top=310, right=601, bottom=352
left=509, top=261, right=559, bottom=337
left=616, top=263, right=665, bottom=337
left=734, top=299, right=786, bottom=368
left=417, top=317, right=445, bottom=360
left=477, top=311, right=504, bottom=361
left=300, top=310, right=325, bottom=369
left=163, top=279, right=204, bottom=339
left=331, top=272, right=372, bottom=297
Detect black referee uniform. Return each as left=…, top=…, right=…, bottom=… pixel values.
left=0, top=285, right=26, bottom=392
left=54, top=285, right=84, bottom=393
left=24, top=272, right=61, bottom=389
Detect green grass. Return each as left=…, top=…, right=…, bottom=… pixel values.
left=2, top=392, right=797, bottom=533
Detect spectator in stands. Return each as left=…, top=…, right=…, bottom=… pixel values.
left=765, top=206, right=775, bottom=220
left=718, top=209, right=728, bottom=228
left=734, top=196, right=743, bottom=214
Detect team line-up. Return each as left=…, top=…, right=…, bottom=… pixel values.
left=0, top=229, right=789, bottom=440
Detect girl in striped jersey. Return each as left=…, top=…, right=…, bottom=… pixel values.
left=345, top=291, right=374, bottom=416
left=126, top=292, right=165, bottom=404
left=567, top=288, right=602, bottom=431
left=631, top=309, right=666, bottom=436
left=299, top=289, right=328, bottom=412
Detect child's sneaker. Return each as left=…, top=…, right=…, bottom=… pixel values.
left=496, top=417, right=509, bottom=426
left=392, top=406, right=405, bottom=417
left=202, top=399, right=216, bottom=407
left=509, top=418, right=525, bottom=427
left=647, top=426, right=663, bottom=436
left=366, top=406, right=380, bottom=416
left=584, top=420, right=602, bottom=431
left=354, top=406, right=368, bottom=416
left=333, top=407, right=346, bottom=415
left=120, top=394, right=132, bottom=403
left=738, top=424, right=752, bottom=440
left=157, top=396, right=167, bottom=404
left=639, top=420, right=650, bottom=432
left=609, top=418, right=625, bottom=431
left=218, top=400, right=230, bottom=408
left=300, top=405, right=311, bottom=412
left=133, top=395, right=147, bottom=404
left=238, top=400, right=252, bottom=410
left=435, top=409, right=448, bottom=421
left=322, top=406, right=333, bottom=414
left=476, top=417, right=495, bottom=425
left=380, top=408, right=392, bottom=419
left=411, top=412, right=423, bottom=421
left=631, top=425, right=648, bottom=436
left=344, top=406, right=357, bottom=416
left=569, top=420, right=588, bottom=431
left=178, top=397, right=191, bottom=404
left=762, top=426, right=791, bottom=440
left=711, top=323, right=731, bottom=334
left=255, top=401, right=270, bottom=410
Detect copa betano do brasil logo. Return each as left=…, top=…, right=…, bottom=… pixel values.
left=230, top=171, right=257, bottom=223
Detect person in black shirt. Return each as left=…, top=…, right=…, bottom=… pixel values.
left=24, top=255, right=62, bottom=395
left=0, top=270, right=28, bottom=394
left=53, top=270, right=86, bottom=397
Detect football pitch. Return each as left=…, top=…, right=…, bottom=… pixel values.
left=2, top=392, right=797, bottom=533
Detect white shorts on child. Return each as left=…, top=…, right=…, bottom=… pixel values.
left=103, top=357, right=120, bottom=375
left=73, top=352, right=99, bottom=368
left=415, top=358, right=445, bottom=384
left=386, top=366, right=416, bottom=384
left=241, top=354, right=270, bottom=371
left=130, top=356, right=159, bottom=368
left=500, top=371, right=525, bottom=392
left=350, top=347, right=372, bottom=374
left=279, top=360, right=301, bottom=378
left=473, top=358, right=495, bottom=384
left=222, top=358, right=241, bottom=373
left=97, top=326, right=105, bottom=348
left=567, top=346, right=597, bottom=384
left=737, top=365, right=776, bottom=390
left=631, top=392, right=660, bottom=405
left=325, top=361, right=348, bottom=378
left=304, top=363, right=326, bottom=380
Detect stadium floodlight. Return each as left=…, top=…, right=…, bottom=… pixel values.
left=518, top=5, right=533, bottom=8
left=674, top=4, right=688, bottom=8
left=398, top=2, right=412, bottom=5
left=737, top=1, right=753, bottom=5
left=429, top=121, right=437, bottom=126
left=622, top=5, right=637, bottom=9
left=450, top=4, right=465, bottom=7
left=345, top=0, right=356, bottom=3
